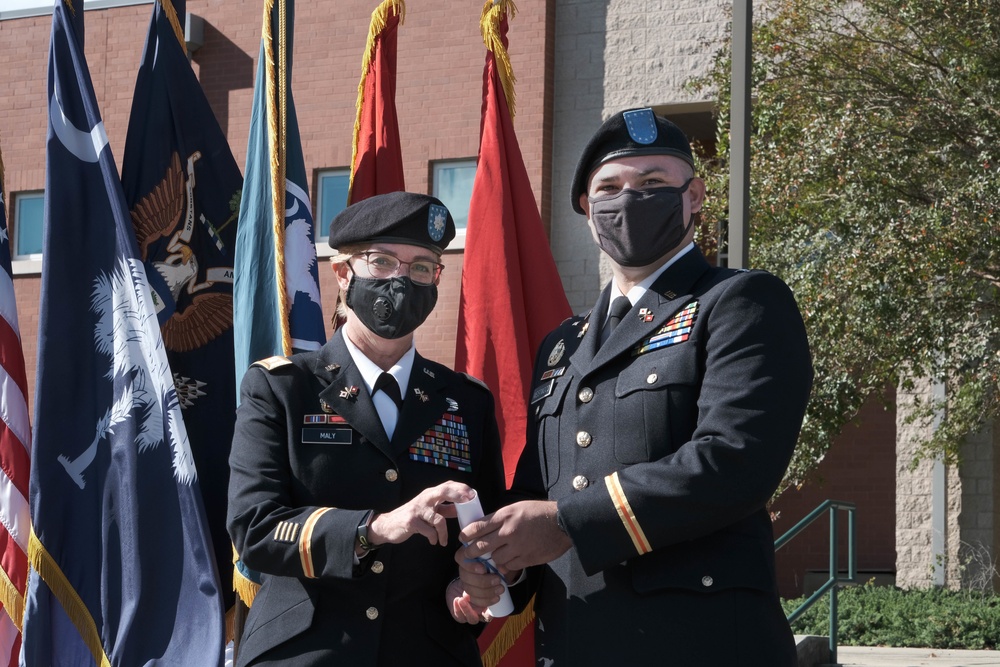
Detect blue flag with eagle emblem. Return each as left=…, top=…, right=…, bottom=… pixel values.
left=233, top=0, right=325, bottom=397
left=121, top=0, right=241, bottom=616
left=20, top=1, right=225, bottom=664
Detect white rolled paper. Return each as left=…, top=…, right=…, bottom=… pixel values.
left=455, top=491, right=514, bottom=617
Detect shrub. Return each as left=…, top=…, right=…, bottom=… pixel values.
left=782, top=583, right=1000, bottom=650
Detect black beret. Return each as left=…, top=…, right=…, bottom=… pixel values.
left=570, top=108, right=695, bottom=214
left=327, top=191, right=456, bottom=253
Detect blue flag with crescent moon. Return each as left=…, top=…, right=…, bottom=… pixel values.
left=20, top=1, right=225, bottom=664
left=121, top=0, right=241, bottom=615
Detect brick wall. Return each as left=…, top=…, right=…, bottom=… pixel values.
left=771, top=394, right=898, bottom=598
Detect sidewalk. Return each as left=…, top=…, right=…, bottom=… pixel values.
left=829, top=646, right=999, bottom=666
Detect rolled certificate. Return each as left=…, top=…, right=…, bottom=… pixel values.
left=455, top=491, right=514, bottom=617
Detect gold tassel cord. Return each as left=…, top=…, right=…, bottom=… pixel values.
left=347, top=0, right=406, bottom=204
left=27, top=531, right=112, bottom=667
left=480, top=0, right=517, bottom=120
left=160, top=0, right=189, bottom=58
left=262, top=0, right=293, bottom=356
left=232, top=544, right=260, bottom=608
left=479, top=596, right=536, bottom=667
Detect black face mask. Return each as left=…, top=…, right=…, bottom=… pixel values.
left=588, top=179, right=694, bottom=267
left=345, top=275, right=438, bottom=339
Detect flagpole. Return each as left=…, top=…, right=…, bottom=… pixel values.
left=727, top=0, right=751, bottom=269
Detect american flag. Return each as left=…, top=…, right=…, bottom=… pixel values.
left=0, top=150, right=31, bottom=666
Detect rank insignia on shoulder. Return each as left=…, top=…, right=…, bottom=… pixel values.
left=540, top=367, right=566, bottom=381
left=253, top=356, right=291, bottom=371
left=547, top=339, right=565, bottom=367
left=633, top=301, right=699, bottom=356
left=445, top=398, right=459, bottom=412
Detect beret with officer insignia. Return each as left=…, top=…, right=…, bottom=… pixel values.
left=570, top=107, right=695, bottom=214
left=327, top=191, right=456, bottom=253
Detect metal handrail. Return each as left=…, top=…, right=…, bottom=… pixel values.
left=775, top=499, right=857, bottom=665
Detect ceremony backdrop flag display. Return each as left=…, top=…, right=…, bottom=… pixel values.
left=457, top=1, right=573, bottom=665
left=20, top=1, right=225, bottom=664
left=121, top=0, right=243, bottom=617
left=347, top=0, right=406, bottom=205
left=0, top=146, right=31, bottom=667
left=233, top=0, right=326, bottom=399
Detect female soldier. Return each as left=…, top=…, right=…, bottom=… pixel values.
left=228, top=192, right=503, bottom=666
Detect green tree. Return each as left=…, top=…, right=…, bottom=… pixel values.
left=695, top=0, right=1000, bottom=494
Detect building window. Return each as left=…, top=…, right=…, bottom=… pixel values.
left=431, top=159, right=476, bottom=235
left=12, top=191, right=44, bottom=260
left=316, top=168, right=350, bottom=243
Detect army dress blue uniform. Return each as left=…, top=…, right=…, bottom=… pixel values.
left=227, top=330, right=505, bottom=667
left=512, top=246, right=813, bottom=666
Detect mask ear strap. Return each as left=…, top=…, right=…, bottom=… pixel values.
left=344, top=274, right=357, bottom=311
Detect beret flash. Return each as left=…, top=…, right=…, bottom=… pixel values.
left=328, top=191, right=456, bottom=253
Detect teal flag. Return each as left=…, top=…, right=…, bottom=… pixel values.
left=234, top=0, right=325, bottom=396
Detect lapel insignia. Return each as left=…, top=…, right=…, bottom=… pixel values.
left=578, top=321, right=590, bottom=338
left=540, top=366, right=566, bottom=381
left=634, top=301, right=699, bottom=355
left=423, top=367, right=436, bottom=378
left=320, top=399, right=334, bottom=413
left=410, top=413, right=472, bottom=472
left=339, top=386, right=359, bottom=400
left=445, top=398, right=459, bottom=412
left=638, top=308, right=655, bottom=322
left=324, top=363, right=340, bottom=372
left=414, top=388, right=430, bottom=403
left=547, top=339, right=565, bottom=367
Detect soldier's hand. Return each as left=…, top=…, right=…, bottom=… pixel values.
left=446, top=576, right=492, bottom=624
left=459, top=500, right=572, bottom=571
left=369, top=481, right=474, bottom=546
left=454, top=544, right=512, bottom=609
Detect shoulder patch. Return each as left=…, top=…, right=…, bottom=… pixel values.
left=252, top=356, right=292, bottom=371
left=459, top=373, right=490, bottom=392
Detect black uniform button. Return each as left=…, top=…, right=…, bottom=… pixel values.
left=646, top=373, right=658, bottom=384
left=366, top=606, right=379, bottom=620
left=576, top=431, right=592, bottom=447
left=578, top=387, right=594, bottom=403
left=701, top=576, right=714, bottom=587
left=385, top=469, right=398, bottom=482
left=572, top=475, right=589, bottom=491
left=371, top=560, right=384, bottom=574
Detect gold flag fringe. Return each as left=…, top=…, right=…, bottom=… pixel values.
left=479, top=595, right=535, bottom=667
left=480, top=0, right=518, bottom=120
left=64, top=0, right=75, bottom=17
left=347, top=0, right=406, bottom=204
left=262, top=0, right=293, bottom=356
left=0, top=563, right=23, bottom=633
left=27, top=531, right=112, bottom=667
left=232, top=544, right=260, bottom=608
left=160, top=0, right=189, bottom=57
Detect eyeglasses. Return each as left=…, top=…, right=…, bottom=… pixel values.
left=350, top=251, right=444, bottom=286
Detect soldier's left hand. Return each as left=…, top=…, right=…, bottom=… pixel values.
left=459, top=500, right=572, bottom=571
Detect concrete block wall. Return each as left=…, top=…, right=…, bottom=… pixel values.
left=549, top=0, right=728, bottom=312
left=958, top=421, right=1000, bottom=591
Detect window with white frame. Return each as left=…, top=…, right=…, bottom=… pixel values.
left=12, top=191, right=44, bottom=260
left=316, top=168, right=350, bottom=246
left=431, top=159, right=476, bottom=239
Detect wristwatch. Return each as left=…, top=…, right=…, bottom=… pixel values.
left=357, top=510, right=379, bottom=552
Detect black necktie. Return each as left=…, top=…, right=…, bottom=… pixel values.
left=373, top=372, right=403, bottom=410
left=605, top=296, right=632, bottom=341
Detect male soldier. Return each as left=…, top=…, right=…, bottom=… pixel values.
left=456, top=108, right=813, bottom=665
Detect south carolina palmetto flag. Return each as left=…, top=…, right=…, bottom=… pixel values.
left=456, top=2, right=572, bottom=665
left=20, top=1, right=225, bottom=663
left=0, top=144, right=31, bottom=667
left=347, top=0, right=406, bottom=204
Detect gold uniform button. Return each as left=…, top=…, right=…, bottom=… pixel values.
left=646, top=373, right=658, bottom=384
left=371, top=560, right=384, bottom=574
left=578, top=387, right=594, bottom=403
left=385, top=469, right=398, bottom=482
left=576, top=431, right=592, bottom=448
left=701, top=576, right=714, bottom=587
left=366, top=606, right=379, bottom=620
left=572, top=475, right=589, bottom=491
